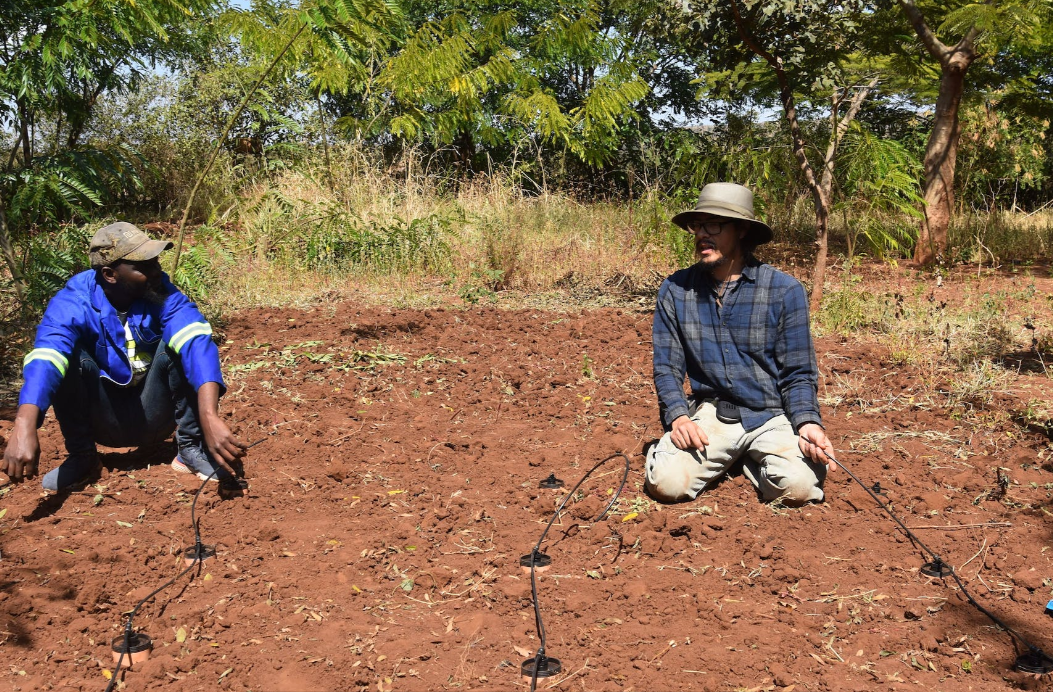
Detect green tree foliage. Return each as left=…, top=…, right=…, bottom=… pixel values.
left=955, top=100, right=1048, bottom=211
left=836, top=123, right=923, bottom=259
left=0, top=0, right=215, bottom=156
left=0, top=0, right=217, bottom=298
left=888, top=0, right=1053, bottom=264
left=687, top=0, right=886, bottom=307
left=2, top=0, right=1052, bottom=316
left=370, top=0, right=700, bottom=173
left=170, top=0, right=403, bottom=270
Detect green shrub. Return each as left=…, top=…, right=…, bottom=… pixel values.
left=816, top=276, right=894, bottom=335
left=23, top=223, right=93, bottom=311
left=304, top=212, right=453, bottom=274
left=171, top=225, right=236, bottom=303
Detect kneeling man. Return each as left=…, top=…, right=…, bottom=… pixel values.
left=647, top=183, right=835, bottom=505
left=2, top=222, right=246, bottom=491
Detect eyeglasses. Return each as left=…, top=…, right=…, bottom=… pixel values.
left=686, top=219, right=737, bottom=237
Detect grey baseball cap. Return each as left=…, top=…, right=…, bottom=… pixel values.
left=89, top=222, right=173, bottom=269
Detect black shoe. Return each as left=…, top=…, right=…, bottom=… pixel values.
left=42, top=454, right=98, bottom=491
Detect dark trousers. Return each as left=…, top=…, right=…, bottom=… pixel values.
left=51, top=341, right=203, bottom=455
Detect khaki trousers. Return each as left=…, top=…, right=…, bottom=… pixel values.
left=645, top=401, right=826, bottom=505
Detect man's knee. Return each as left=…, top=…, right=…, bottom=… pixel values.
left=645, top=444, right=696, bottom=503
left=765, top=461, right=824, bottom=505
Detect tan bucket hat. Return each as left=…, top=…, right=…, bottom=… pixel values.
left=89, top=222, right=173, bottom=269
left=671, top=182, right=773, bottom=246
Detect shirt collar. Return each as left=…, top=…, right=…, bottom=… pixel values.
left=740, top=257, right=761, bottom=282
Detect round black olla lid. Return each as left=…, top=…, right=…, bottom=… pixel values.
left=920, top=559, right=953, bottom=578
left=219, top=477, right=250, bottom=496
left=1015, top=651, right=1053, bottom=675
left=521, top=655, right=562, bottom=678
left=539, top=474, right=564, bottom=489
left=519, top=551, right=551, bottom=569
left=183, top=544, right=216, bottom=563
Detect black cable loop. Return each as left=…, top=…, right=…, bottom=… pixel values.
left=527, top=452, right=631, bottom=692
left=820, top=448, right=1053, bottom=669
left=104, top=467, right=218, bottom=692
left=103, top=434, right=266, bottom=691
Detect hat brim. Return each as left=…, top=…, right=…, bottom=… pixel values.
left=671, top=207, right=773, bottom=246
left=122, top=239, right=174, bottom=262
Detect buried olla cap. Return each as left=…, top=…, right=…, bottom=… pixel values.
left=89, top=222, right=173, bottom=269
left=671, top=182, right=774, bottom=246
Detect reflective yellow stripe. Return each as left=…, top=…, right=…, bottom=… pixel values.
left=24, top=348, right=69, bottom=376
left=170, top=322, right=213, bottom=354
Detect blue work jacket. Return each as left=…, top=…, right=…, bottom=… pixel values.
left=20, top=269, right=224, bottom=412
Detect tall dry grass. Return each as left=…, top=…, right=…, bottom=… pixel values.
left=183, top=144, right=688, bottom=310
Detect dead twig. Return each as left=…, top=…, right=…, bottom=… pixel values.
left=906, top=522, right=1011, bottom=530
left=959, top=537, right=987, bottom=574
left=825, top=636, right=844, bottom=663
left=649, top=639, right=677, bottom=664
left=440, top=535, right=495, bottom=555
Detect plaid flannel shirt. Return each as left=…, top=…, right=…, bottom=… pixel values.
left=652, top=259, right=822, bottom=432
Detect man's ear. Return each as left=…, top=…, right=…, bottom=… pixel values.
left=99, top=265, right=118, bottom=285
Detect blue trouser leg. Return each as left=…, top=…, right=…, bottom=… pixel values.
left=168, top=347, right=203, bottom=450
left=51, top=342, right=200, bottom=451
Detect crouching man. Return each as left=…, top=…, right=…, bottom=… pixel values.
left=2, top=222, right=246, bottom=491
left=646, top=183, right=835, bottom=506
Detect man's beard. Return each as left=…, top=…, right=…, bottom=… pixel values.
left=695, top=241, right=728, bottom=272
left=697, top=255, right=728, bottom=272
left=144, top=287, right=167, bottom=305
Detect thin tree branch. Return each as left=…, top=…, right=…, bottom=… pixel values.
left=954, top=26, right=980, bottom=58
left=727, top=0, right=820, bottom=196
left=170, top=21, right=308, bottom=273
left=898, top=0, right=950, bottom=62
left=836, top=78, right=878, bottom=142
left=6, top=130, right=23, bottom=172
left=822, top=76, right=879, bottom=179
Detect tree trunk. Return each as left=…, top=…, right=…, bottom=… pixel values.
left=898, top=0, right=978, bottom=266
left=18, top=101, right=31, bottom=164
left=0, top=196, right=26, bottom=300
left=725, top=0, right=876, bottom=312
left=914, top=54, right=972, bottom=265
left=810, top=200, right=830, bottom=308
left=458, top=128, right=474, bottom=176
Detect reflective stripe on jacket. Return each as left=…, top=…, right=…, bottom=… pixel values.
left=20, top=269, right=224, bottom=411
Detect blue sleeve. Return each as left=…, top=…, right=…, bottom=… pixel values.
left=774, top=280, right=821, bottom=430
left=652, top=280, right=691, bottom=429
left=157, top=275, right=226, bottom=395
left=19, top=289, right=82, bottom=412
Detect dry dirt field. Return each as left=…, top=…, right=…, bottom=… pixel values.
left=3, top=264, right=1053, bottom=692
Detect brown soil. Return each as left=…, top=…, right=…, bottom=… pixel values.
left=3, top=270, right=1053, bottom=692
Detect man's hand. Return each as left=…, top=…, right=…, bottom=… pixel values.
left=197, top=383, right=247, bottom=475
left=2, top=404, right=42, bottom=483
left=670, top=415, right=709, bottom=451
left=798, top=422, right=836, bottom=470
